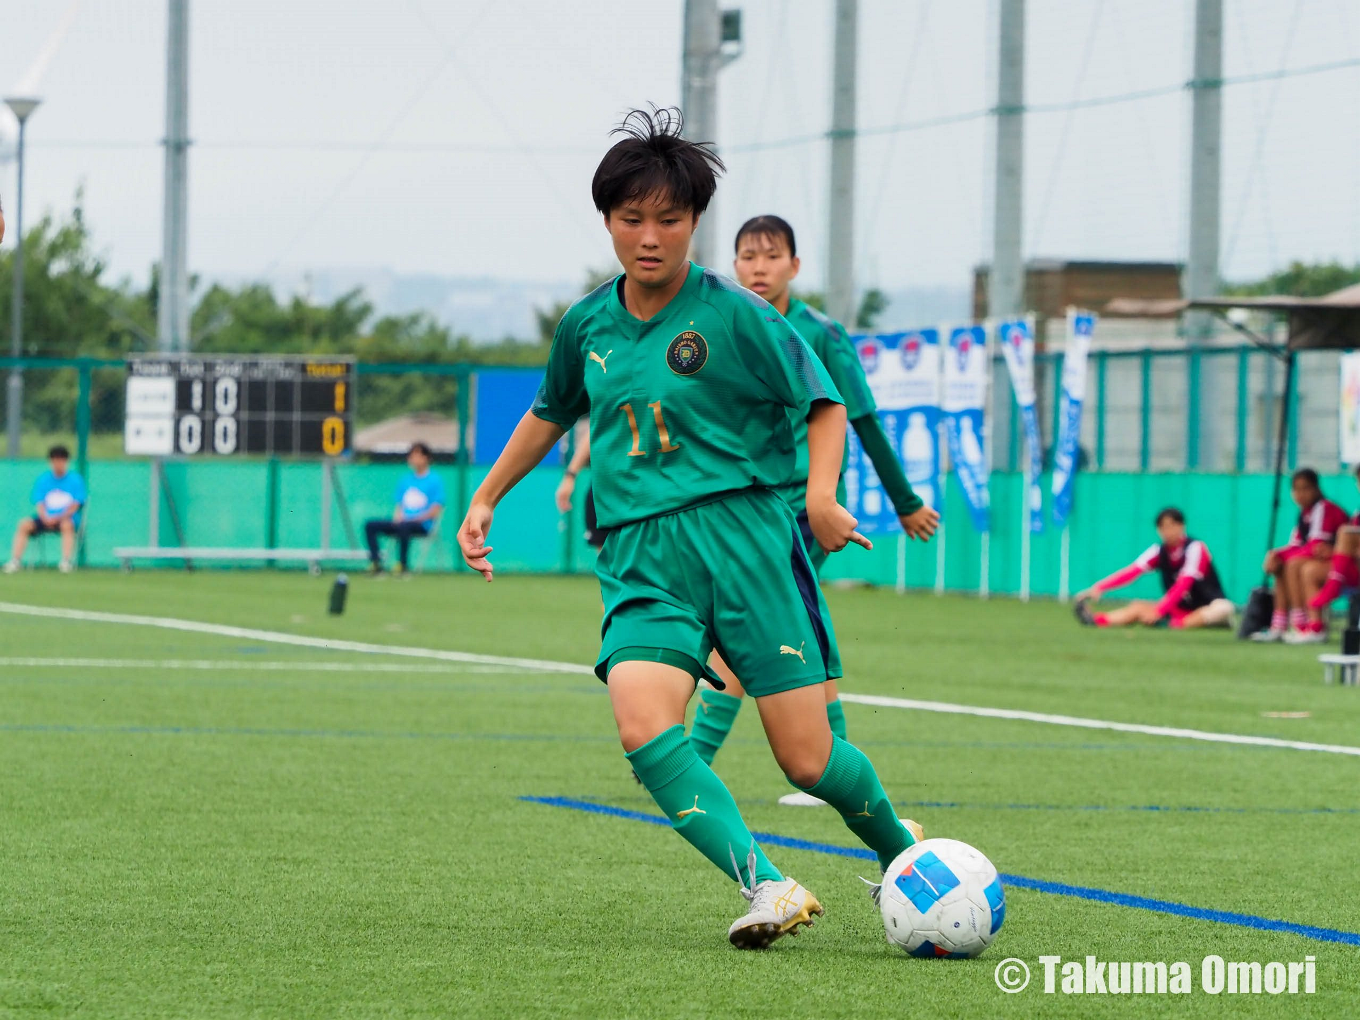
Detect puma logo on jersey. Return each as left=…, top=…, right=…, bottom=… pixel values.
left=779, top=642, right=806, bottom=664
left=676, top=795, right=706, bottom=819
left=589, top=350, right=613, bottom=372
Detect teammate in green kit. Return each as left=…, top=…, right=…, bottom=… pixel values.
left=457, top=108, right=921, bottom=949
left=688, top=217, right=940, bottom=804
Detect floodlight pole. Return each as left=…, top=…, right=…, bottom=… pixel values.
left=159, top=0, right=191, bottom=352
left=5, top=97, right=39, bottom=459
left=988, top=0, right=1024, bottom=321
left=826, top=0, right=858, bottom=327
left=682, top=1, right=741, bottom=268
left=1185, top=0, right=1223, bottom=467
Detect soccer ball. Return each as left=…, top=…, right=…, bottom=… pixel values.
left=879, top=838, right=1005, bottom=958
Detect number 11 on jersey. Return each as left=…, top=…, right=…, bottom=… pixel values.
left=620, top=401, right=680, bottom=458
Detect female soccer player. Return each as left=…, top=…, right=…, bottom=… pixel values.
left=688, top=216, right=939, bottom=805
left=457, top=108, right=919, bottom=949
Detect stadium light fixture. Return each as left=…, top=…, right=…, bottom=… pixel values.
left=719, top=8, right=743, bottom=65
left=4, top=95, right=41, bottom=459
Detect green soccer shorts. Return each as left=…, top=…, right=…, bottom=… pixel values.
left=594, top=488, right=843, bottom=697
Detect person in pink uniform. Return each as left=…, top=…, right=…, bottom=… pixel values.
left=1074, top=508, right=1234, bottom=630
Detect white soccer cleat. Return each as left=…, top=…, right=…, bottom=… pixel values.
left=1284, top=628, right=1326, bottom=645
left=2, top=560, right=18, bottom=574
left=1250, top=627, right=1285, bottom=643
left=58, top=560, right=73, bottom=574
left=727, top=845, right=822, bottom=949
left=777, top=791, right=829, bottom=807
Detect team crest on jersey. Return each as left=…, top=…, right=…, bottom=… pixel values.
left=667, top=330, right=708, bottom=375
left=857, top=338, right=882, bottom=374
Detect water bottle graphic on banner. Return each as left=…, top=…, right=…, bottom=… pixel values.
left=943, top=324, right=990, bottom=533
left=903, top=412, right=937, bottom=509
left=960, top=416, right=983, bottom=465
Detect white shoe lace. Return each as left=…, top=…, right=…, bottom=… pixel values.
left=730, top=842, right=760, bottom=903
left=858, top=874, right=883, bottom=907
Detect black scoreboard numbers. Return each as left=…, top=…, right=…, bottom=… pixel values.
left=125, top=356, right=355, bottom=458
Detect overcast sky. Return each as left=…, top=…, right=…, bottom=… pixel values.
left=2, top=0, right=1359, bottom=299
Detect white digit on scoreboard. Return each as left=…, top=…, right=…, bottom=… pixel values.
left=190, top=379, right=204, bottom=412
left=213, top=415, right=238, bottom=454
left=214, top=376, right=239, bottom=416
left=178, top=413, right=203, bottom=454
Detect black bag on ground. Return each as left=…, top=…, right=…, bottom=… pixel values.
left=1237, top=586, right=1274, bottom=639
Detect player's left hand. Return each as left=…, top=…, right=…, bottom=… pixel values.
left=899, top=506, right=940, bottom=541
left=807, top=496, right=872, bottom=554
left=458, top=502, right=496, bottom=581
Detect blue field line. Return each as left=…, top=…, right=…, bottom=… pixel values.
left=520, top=795, right=1360, bottom=948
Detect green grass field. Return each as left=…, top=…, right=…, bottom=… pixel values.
left=1, top=570, right=1357, bottom=1018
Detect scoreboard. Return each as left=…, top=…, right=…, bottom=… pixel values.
left=125, top=356, right=355, bottom=457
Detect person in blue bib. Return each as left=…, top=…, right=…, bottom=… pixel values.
left=364, top=442, right=445, bottom=576
left=5, top=445, right=88, bottom=574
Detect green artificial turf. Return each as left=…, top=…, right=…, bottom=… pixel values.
left=0, top=570, right=1356, bottom=1018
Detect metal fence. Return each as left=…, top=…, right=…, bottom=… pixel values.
left=989, top=345, right=1337, bottom=475
left=0, top=345, right=1343, bottom=476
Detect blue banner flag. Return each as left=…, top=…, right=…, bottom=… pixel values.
left=997, top=318, right=1043, bottom=534
left=1052, top=309, right=1096, bottom=528
left=846, top=329, right=942, bottom=534
left=942, top=325, right=990, bottom=533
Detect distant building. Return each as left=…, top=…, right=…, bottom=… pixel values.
left=354, top=412, right=458, bottom=459
left=973, top=259, right=1184, bottom=348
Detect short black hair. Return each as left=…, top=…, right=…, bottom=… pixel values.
left=591, top=106, right=724, bottom=216
left=735, top=215, right=797, bottom=257
left=48, top=444, right=70, bottom=460
left=1292, top=467, right=1320, bottom=488
left=409, top=442, right=432, bottom=458
left=1155, top=507, right=1185, bottom=527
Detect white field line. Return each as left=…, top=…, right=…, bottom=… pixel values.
left=0, top=657, right=520, bottom=674
left=3, top=601, right=1357, bottom=756
left=838, top=693, right=1360, bottom=758
left=0, top=602, right=593, bottom=676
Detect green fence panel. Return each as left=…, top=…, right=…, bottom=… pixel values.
left=5, top=453, right=1355, bottom=596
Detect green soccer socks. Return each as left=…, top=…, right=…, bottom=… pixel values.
left=689, top=689, right=850, bottom=765
left=626, top=725, right=783, bottom=886
left=825, top=697, right=847, bottom=741
left=689, top=688, right=742, bottom=765
left=798, top=735, right=917, bottom=870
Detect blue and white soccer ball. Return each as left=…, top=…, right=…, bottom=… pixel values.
left=879, top=838, right=1005, bottom=959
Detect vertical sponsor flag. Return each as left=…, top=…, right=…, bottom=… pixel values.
left=998, top=317, right=1044, bottom=533
left=1052, top=309, right=1096, bottom=527
left=847, top=329, right=942, bottom=534
left=1341, top=352, right=1360, bottom=465
left=942, top=325, right=990, bottom=532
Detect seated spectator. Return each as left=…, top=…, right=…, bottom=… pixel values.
left=1306, top=465, right=1360, bottom=619
left=1074, top=507, right=1234, bottom=629
left=4, top=445, right=88, bottom=574
left=1251, top=468, right=1347, bottom=643
left=364, top=442, right=445, bottom=576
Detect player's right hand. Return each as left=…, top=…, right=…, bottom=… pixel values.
left=1076, top=587, right=1100, bottom=603
left=554, top=475, right=576, bottom=513
left=458, top=503, right=496, bottom=582
left=807, top=497, right=872, bottom=554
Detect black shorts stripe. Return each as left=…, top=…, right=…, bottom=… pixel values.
left=788, top=517, right=831, bottom=671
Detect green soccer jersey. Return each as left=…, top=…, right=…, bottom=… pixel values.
left=776, top=299, right=877, bottom=512
left=531, top=262, right=844, bottom=530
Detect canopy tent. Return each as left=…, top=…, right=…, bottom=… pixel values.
left=1105, top=284, right=1360, bottom=626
